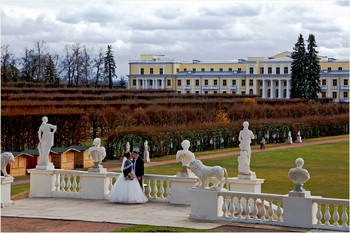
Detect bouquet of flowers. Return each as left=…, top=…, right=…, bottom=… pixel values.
left=125, top=172, right=134, bottom=180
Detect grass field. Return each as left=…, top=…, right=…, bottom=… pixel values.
left=145, top=140, right=349, bottom=199
left=111, top=225, right=209, bottom=232
left=11, top=183, right=30, bottom=196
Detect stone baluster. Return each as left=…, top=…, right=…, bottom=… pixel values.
left=159, top=180, right=165, bottom=199
left=222, top=196, right=227, bottom=217
left=316, top=203, right=322, bottom=225
left=229, top=196, right=234, bottom=218
left=245, top=198, right=250, bottom=220
left=237, top=197, right=243, bottom=219
left=60, top=174, right=66, bottom=192
left=55, top=174, right=60, bottom=191
left=260, top=198, right=266, bottom=220
left=67, top=174, right=72, bottom=192
left=268, top=200, right=273, bottom=221
left=252, top=198, right=258, bottom=220
left=324, top=204, right=331, bottom=226
left=333, top=205, right=339, bottom=226
left=78, top=176, right=82, bottom=193
left=152, top=179, right=158, bottom=198
left=276, top=200, right=282, bottom=223
left=72, top=175, right=78, bottom=192
left=342, top=205, right=348, bottom=228
left=108, top=177, right=113, bottom=192
left=165, top=181, right=171, bottom=200
left=146, top=179, right=151, bottom=198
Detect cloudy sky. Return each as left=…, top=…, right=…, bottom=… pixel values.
left=1, top=0, right=349, bottom=77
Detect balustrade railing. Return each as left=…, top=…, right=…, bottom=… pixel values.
left=52, top=170, right=83, bottom=198
left=143, top=174, right=171, bottom=202
left=218, top=191, right=284, bottom=225
left=312, top=198, right=349, bottom=231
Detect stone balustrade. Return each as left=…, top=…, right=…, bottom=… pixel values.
left=312, top=197, right=349, bottom=231
left=53, top=170, right=83, bottom=198
left=143, top=174, right=171, bottom=202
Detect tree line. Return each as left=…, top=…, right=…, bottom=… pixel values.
left=1, top=41, right=126, bottom=88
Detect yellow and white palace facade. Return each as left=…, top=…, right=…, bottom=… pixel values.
left=128, top=52, right=349, bottom=102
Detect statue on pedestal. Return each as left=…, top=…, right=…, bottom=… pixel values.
left=237, top=121, right=255, bottom=176
left=286, top=131, right=293, bottom=144
left=126, top=142, right=130, bottom=153
left=288, top=158, right=310, bottom=192
left=296, top=131, right=302, bottom=143
left=37, top=116, right=56, bottom=170
left=144, top=140, right=150, bottom=163
left=88, top=138, right=107, bottom=173
left=176, top=140, right=195, bottom=177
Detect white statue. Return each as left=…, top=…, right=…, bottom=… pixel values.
left=286, top=131, right=293, bottom=144
left=296, top=131, right=302, bottom=143
left=88, top=138, right=107, bottom=170
left=288, top=158, right=310, bottom=192
left=176, top=140, right=195, bottom=176
left=37, top=116, right=56, bottom=170
left=144, top=140, right=150, bottom=163
left=126, top=142, right=130, bottom=152
left=190, top=160, right=228, bottom=191
left=1, top=152, right=15, bottom=177
left=238, top=121, right=255, bottom=175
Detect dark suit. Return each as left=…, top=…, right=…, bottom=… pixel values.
left=133, top=157, right=144, bottom=187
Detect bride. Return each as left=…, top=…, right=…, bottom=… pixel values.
left=107, top=152, right=148, bottom=203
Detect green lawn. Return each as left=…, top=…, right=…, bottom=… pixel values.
left=145, top=140, right=349, bottom=199
left=111, top=225, right=209, bottom=232
left=11, top=183, right=30, bottom=196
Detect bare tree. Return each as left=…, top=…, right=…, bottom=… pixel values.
left=93, top=49, right=104, bottom=85
left=1, top=44, right=19, bottom=82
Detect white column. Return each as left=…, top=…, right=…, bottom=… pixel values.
left=246, top=78, right=249, bottom=94
left=327, top=77, right=331, bottom=98
left=162, top=78, right=165, bottom=89
left=253, top=78, right=257, bottom=95
left=264, top=64, right=267, bottom=74
left=287, top=79, right=291, bottom=98
left=272, top=64, right=276, bottom=74
left=153, top=79, right=156, bottom=89
left=270, top=79, right=275, bottom=99
left=254, top=64, right=257, bottom=74
left=136, top=78, right=140, bottom=89
left=262, top=79, right=266, bottom=98
left=278, top=79, right=282, bottom=98
left=288, top=64, right=291, bottom=74
left=237, top=78, right=240, bottom=94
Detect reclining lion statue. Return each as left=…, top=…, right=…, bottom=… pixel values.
left=190, top=159, right=228, bottom=190
left=1, top=152, right=15, bottom=177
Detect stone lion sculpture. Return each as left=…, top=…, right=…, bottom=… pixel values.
left=1, top=152, right=15, bottom=177
left=189, top=159, right=228, bottom=190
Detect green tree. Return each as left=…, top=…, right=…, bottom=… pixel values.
left=290, top=34, right=306, bottom=98
left=118, top=76, right=127, bottom=89
left=104, top=45, right=117, bottom=89
left=305, top=34, right=321, bottom=100
left=45, top=55, right=59, bottom=84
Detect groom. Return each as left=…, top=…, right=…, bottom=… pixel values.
left=132, top=148, right=144, bottom=188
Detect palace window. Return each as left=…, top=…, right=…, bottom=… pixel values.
left=228, top=68, right=232, bottom=71
left=219, top=68, right=223, bottom=72
left=238, top=68, right=242, bottom=73
left=195, top=91, right=199, bottom=94
left=214, top=80, right=218, bottom=85
left=192, top=68, right=196, bottom=72
left=149, top=80, right=152, bottom=86
left=213, top=91, right=217, bottom=94
left=195, top=80, right=200, bottom=86
left=332, top=92, right=337, bottom=99
left=241, top=91, right=246, bottom=95
left=177, top=80, right=182, bottom=86
left=223, top=91, right=227, bottom=94
left=205, top=80, right=209, bottom=85
left=158, top=80, right=162, bottom=87
left=268, top=67, right=272, bottom=74
left=284, top=67, right=288, bottom=74
left=344, top=92, right=348, bottom=98
left=327, top=67, right=332, bottom=72
left=141, top=68, right=144, bottom=75
left=275, top=81, right=278, bottom=86
left=167, top=80, right=171, bottom=86
left=276, top=67, right=280, bottom=74
left=184, top=68, right=187, bottom=72
left=259, top=80, right=262, bottom=86
left=249, top=89, right=253, bottom=95
left=186, top=91, right=190, bottom=94
left=268, top=81, right=271, bottom=86
left=283, top=81, right=287, bottom=86
left=201, top=68, right=205, bottom=72
left=223, top=80, right=227, bottom=86
left=204, top=91, right=208, bottom=94
left=178, top=91, right=181, bottom=94
left=150, top=68, right=153, bottom=74
left=133, top=80, right=136, bottom=86
left=344, top=79, right=348, bottom=85
left=210, top=68, right=214, bottom=72
left=260, top=67, right=264, bottom=74
left=249, top=67, right=254, bottom=74
left=249, top=80, right=253, bottom=86
left=321, top=92, right=326, bottom=97
left=338, top=67, right=343, bottom=71
left=186, top=80, right=190, bottom=85
left=333, top=79, right=337, bottom=86
left=322, top=79, right=326, bottom=85
left=232, top=80, right=236, bottom=85
left=232, top=91, right=236, bottom=94
left=241, top=80, right=246, bottom=86
left=176, top=68, right=179, bottom=73
left=160, top=68, right=163, bottom=74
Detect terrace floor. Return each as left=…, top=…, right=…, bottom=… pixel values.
left=2, top=197, right=313, bottom=232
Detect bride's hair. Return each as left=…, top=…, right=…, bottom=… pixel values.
left=123, top=152, right=131, bottom=159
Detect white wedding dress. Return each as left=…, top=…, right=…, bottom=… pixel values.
left=106, top=158, right=148, bottom=203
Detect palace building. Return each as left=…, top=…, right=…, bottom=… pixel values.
left=128, top=52, right=349, bottom=102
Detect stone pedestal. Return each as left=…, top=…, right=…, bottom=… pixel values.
left=227, top=176, right=264, bottom=193
left=144, top=151, right=150, bottom=163
left=88, top=167, right=107, bottom=173
left=36, top=162, right=55, bottom=170
left=286, top=136, right=293, bottom=144
left=28, top=169, right=56, bottom=197
left=189, top=188, right=222, bottom=220
left=296, top=136, right=302, bottom=143
left=289, top=190, right=311, bottom=198
left=80, top=172, right=109, bottom=199
left=169, top=176, right=198, bottom=205
left=1, top=176, right=15, bottom=208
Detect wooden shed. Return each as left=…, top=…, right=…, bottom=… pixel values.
left=1, top=151, right=32, bottom=177
left=21, top=149, right=53, bottom=169
left=50, top=147, right=79, bottom=170
left=70, top=145, right=94, bottom=168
